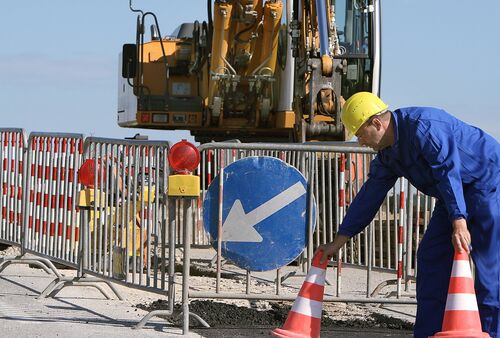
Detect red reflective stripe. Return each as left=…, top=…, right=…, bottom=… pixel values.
left=448, top=277, right=475, bottom=294
left=298, top=281, right=325, bottom=302
left=441, top=310, right=482, bottom=332
left=281, top=311, right=321, bottom=338
left=400, top=191, right=405, bottom=209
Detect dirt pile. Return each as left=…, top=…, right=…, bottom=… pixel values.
left=137, top=299, right=414, bottom=330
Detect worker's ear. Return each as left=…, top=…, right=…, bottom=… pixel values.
left=372, top=116, right=382, bottom=130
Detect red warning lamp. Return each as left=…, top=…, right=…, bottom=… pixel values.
left=168, top=140, right=200, bottom=174
left=78, top=159, right=106, bottom=188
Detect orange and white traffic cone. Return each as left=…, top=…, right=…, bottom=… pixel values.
left=272, top=250, right=329, bottom=338
left=431, top=250, right=490, bottom=337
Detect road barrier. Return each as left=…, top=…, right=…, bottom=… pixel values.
left=0, top=133, right=438, bottom=334
left=23, top=132, right=84, bottom=266
left=195, top=142, right=436, bottom=297
left=0, top=129, right=26, bottom=246
left=78, top=137, right=174, bottom=293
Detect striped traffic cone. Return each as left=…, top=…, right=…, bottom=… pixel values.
left=272, top=250, right=329, bottom=338
left=431, top=250, right=490, bottom=337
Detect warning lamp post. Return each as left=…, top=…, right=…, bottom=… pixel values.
left=166, top=139, right=204, bottom=334
left=167, top=139, right=201, bottom=196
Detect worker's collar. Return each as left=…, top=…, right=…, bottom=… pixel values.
left=386, top=111, right=399, bottom=151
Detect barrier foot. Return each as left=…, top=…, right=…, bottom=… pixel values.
left=37, top=276, right=124, bottom=300
left=209, top=253, right=226, bottom=269
left=184, top=311, right=210, bottom=328
left=49, top=281, right=112, bottom=299
left=371, top=279, right=396, bottom=297
left=276, top=271, right=297, bottom=284
left=0, top=256, right=61, bottom=277
left=133, top=309, right=210, bottom=330
left=37, top=277, right=65, bottom=299
left=371, top=276, right=416, bottom=298
left=134, top=310, right=174, bottom=330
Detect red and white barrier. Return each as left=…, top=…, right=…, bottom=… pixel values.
left=23, top=134, right=83, bottom=265
left=337, top=153, right=346, bottom=296
left=397, top=179, right=405, bottom=297
left=0, top=129, right=25, bottom=245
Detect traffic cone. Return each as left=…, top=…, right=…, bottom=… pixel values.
left=431, top=250, right=490, bottom=337
left=272, top=250, right=329, bottom=338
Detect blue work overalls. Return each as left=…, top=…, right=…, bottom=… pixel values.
left=337, top=107, right=500, bottom=337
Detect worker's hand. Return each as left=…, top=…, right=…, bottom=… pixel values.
left=316, top=234, right=350, bottom=264
left=316, top=242, right=336, bottom=265
left=452, top=217, right=471, bottom=254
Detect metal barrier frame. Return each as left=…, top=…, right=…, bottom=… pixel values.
left=178, top=142, right=436, bottom=334
left=0, top=134, right=440, bottom=335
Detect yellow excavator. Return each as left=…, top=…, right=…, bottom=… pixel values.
left=117, top=0, right=381, bottom=143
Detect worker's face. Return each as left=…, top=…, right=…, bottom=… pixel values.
left=355, top=116, right=385, bottom=151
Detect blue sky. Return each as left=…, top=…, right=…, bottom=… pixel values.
left=1, top=0, right=499, bottom=142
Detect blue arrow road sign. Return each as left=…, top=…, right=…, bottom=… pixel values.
left=203, top=156, right=316, bottom=271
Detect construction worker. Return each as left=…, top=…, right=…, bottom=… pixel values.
left=317, top=92, right=500, bottom=338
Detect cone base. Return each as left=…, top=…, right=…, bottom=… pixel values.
left=272, top=328, right=311, bottom=338
left=431, top=330, right=490, bottom=337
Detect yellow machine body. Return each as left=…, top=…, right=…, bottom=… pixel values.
left=118, top=0, right=381, bottom=142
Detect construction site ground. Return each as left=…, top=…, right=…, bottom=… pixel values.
left=0, top=244, right=416, bottom=337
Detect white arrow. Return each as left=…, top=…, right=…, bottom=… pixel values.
left=221, top=181, right=307, bottom=242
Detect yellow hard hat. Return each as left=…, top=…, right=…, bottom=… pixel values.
left=341, top=92, right=388, bottom=136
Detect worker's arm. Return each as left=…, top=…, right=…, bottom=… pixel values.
left=318, top=156, right=397, bottom=263
left=336, top=156, right=398, bottom=237
left=415, top=120, right=470, bottom=253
